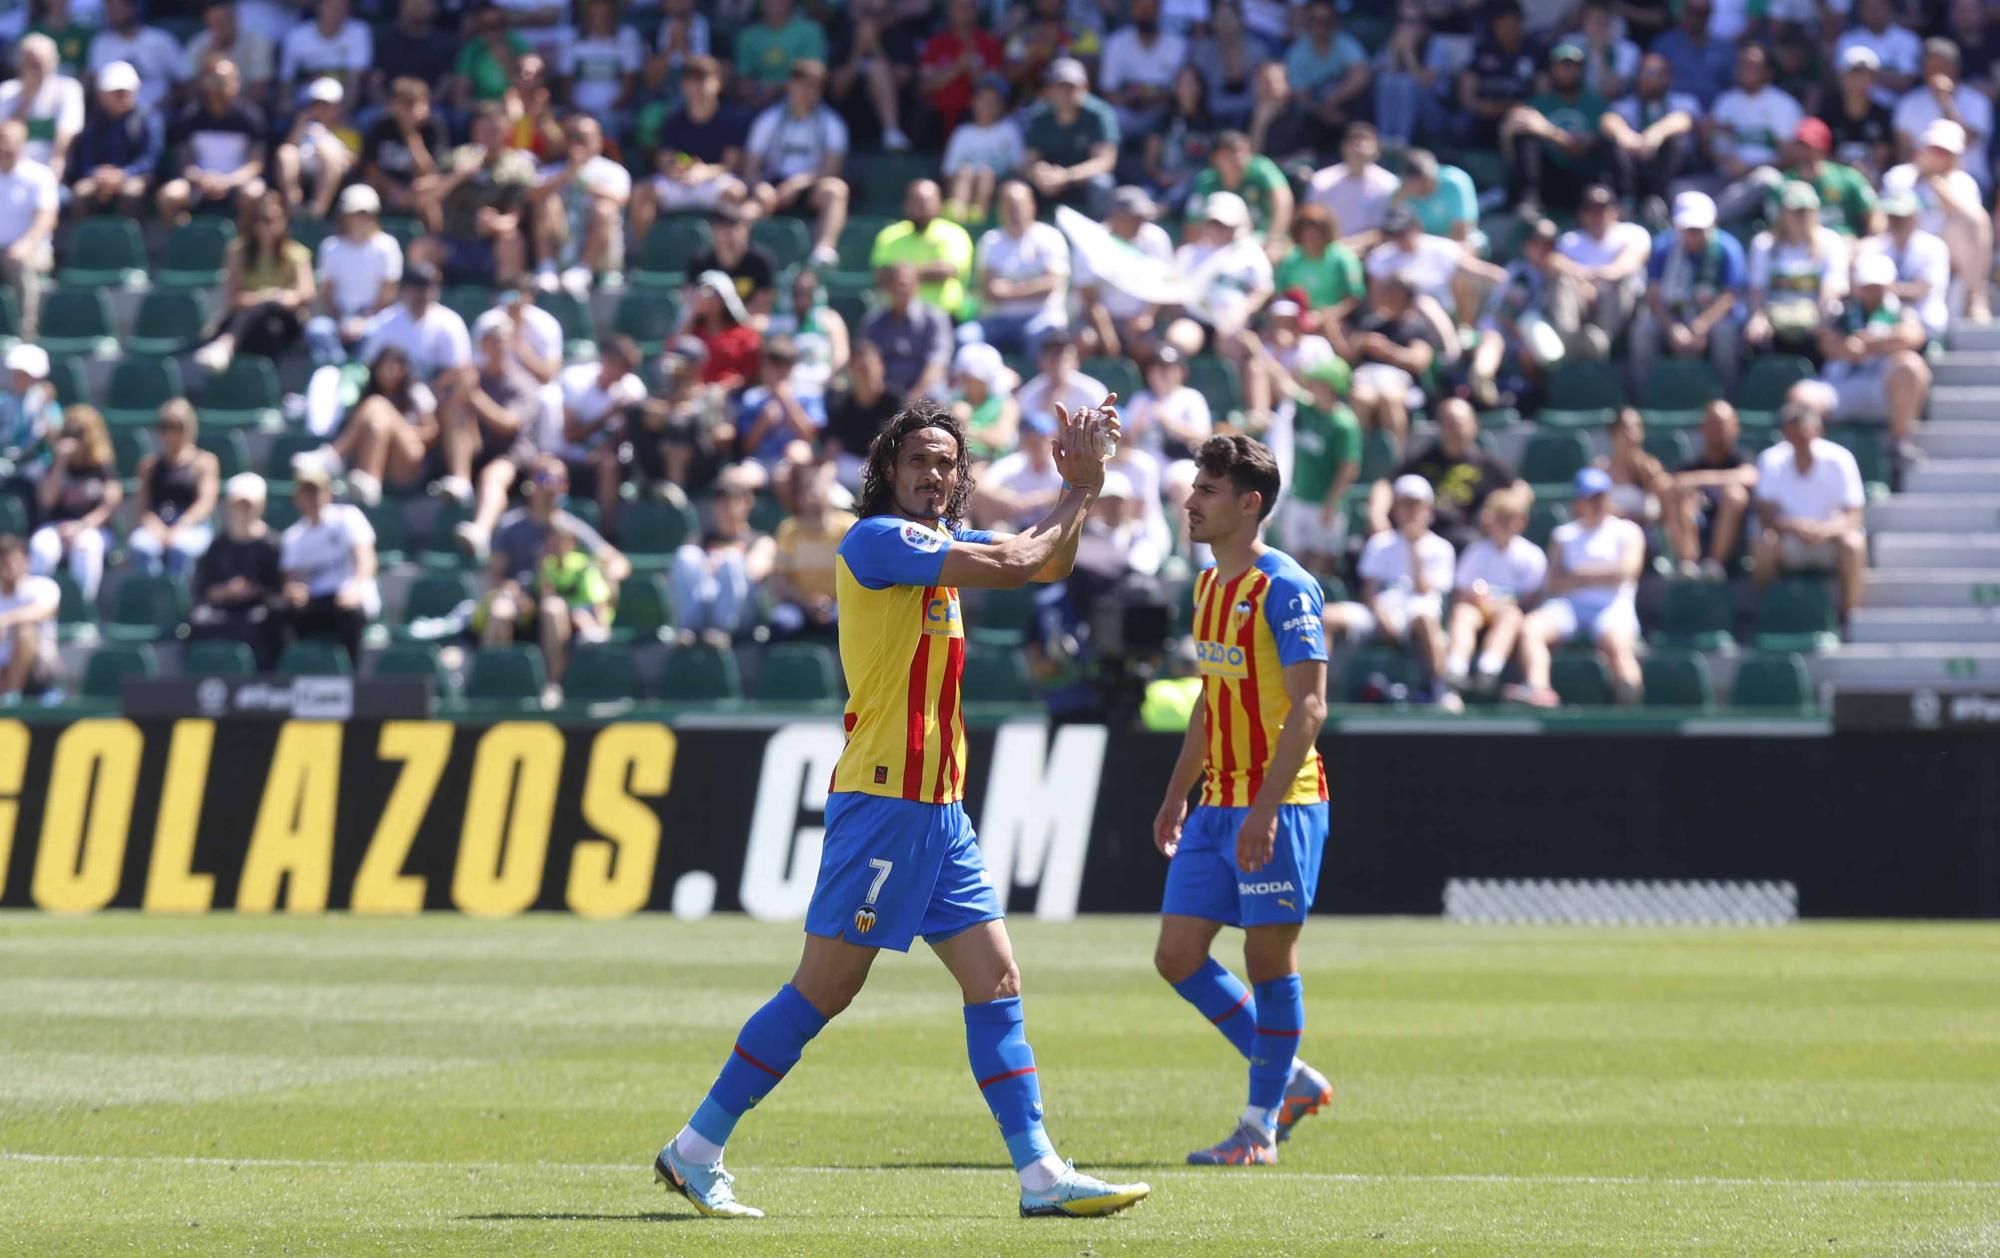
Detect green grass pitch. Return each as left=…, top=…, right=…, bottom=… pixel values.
left=3, top=913, right=1998, bottom=1257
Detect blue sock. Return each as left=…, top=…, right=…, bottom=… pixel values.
left=1248, top=975, right=1304, bottom=1119
left=1171, top=958, right=1259, bottom=1059
left=964, top=997, right=1057, bottom=1171
left=687, top=984, right=828, bottom=1148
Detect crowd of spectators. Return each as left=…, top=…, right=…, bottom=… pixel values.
left=0, top=0, right=1992, bottom=711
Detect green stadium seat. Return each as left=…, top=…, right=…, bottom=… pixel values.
left=417, top=499, right=473, bottom=572
left=183, top=639, right=255, bottom=678
left=747, top=492, right=785, bottom=536
left=1641, top=649, right=1715, bottom=710
left=394, top=572, right=478, bottom=641
left=659, top=642, right=742, bottom=702
left=1186, top=355, right=1242, bottom=419
left=263, top=429, right=322, bottom=480
left=0, top=488, right=27, bottom=535
left=1730, top=651, right=1814, bottom=712
left=379, top=215, right=425, bottom=250
left=534, top=289, right=597, bottom=359
left=607, top=573, right=674, bottom=643
left=277, top=638, right=353, bottom=676
left=1358, top=428, right=1400, bottom=482
left=751, top=216, right=813, bottom=269
left=372, top=642, right=453, bottom=696
left=962, top=641, right=1034, bottom=706
left=156, top=219, right=235, bottom=289
left=1644, top=359, right=1723, bottom=411
left=1754, top=579, right=1839, bottom=653
left=59, top=217, right=148, bottom=288
left=199, top=430, right=252, bottom=481
left=103, top=573, right=187, bottom=642
left=37, top=289, right=117, bottom=357
left=461, top=644, right=545, bottom=710
left=110, top=427, right=149, bottom=488
left=1525, top=500, right=1569, bottom=549
left=1737, top=354, right=1813, bottom=412
left=618, top=496, right=699, bottom=571
left=753, top=642, right=841, bottom=707
left=857, top=153, right=937, bottom=215
left=1550, top=651, right=1613, bottom=706
left=1827, top=426, right=1890, bottom=492
left=1638, top=408, right=1706, bottom=431
left=1519, top=431, right=1592, bottom=485
left=0, top=288, right=19, bottom=342
left=1535, top=406, right=1617, bottom=431
left=826, top=215, right=895, bottom=292
left=199, top=358, right=282, bottom=429
left=1341, top=643, right=1420, bottom=701
left=442, top=285, right=493, bottom=330
left=560, top=642, right=643, bottom=708
left=263, top=497, right=300, bottom=531
left=1643, top=430, right=1694, bottom=468
left=103, top=357, right=184, bottom=428
left=970, top=584, right=1038, bottom=647
left=613, top=290, right=681, bottom=356
left=1080, top=356, right=1142, bottom=402
left=1649, top=580, right=1735, bottom=649
left=827, top=288, right=871, bottom=330
left=363, top=502, right=408, bottom=563
left=289, top=216, right=332, bottom=256
left=80, top=642, right=157, bottom=697
left=632, top=216, right=712, bottom=289
left=1545, top=360, right=1626, bottom=411
left=52, top=571, right=93, bottom=642
left=1476, top=406, right=1523, bottom=429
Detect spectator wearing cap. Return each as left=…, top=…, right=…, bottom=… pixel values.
left=194, top=189, right=317, bottom=374
left=1364, top=201, right=1492, bottom=332
left=86, top=0, right=182, bottom=114
left=1836, top=0, right=1922, bottom=108
left=670, top=463, right=772, bottom=647
left=1015, top=332, right=1109, bottom=439
left=1764, top=118, right=1878, bottom=239
left=278, top=0, right=371, bottom=106
left=1754, top=401, right=1866, bottom=620
left=872, top=178, right=976, bottom=321
left=950, top=341, right=1019, bottom=463
left=732, top=334, right=825, bottom=487
left=1632, top=191, right=1746, bottom=396
left=1440, top=485, right=1544, bottom=698
left=127, top=400, right=221, bottom=581
left=445, top=318, right=551, bottom=559
left=0, top=36, right=83, bottom=186
left=745, top=58, right=851, bottom=270
left=1021, top=56, right=1118, bottom=219
left=186, top=472, right=283, bottom=668
left=685, top=268, right=761, bottom=388
left=1708, top=46, right=1804, bottom=208
left=679, top=205, right=773, bottom=333
left=1470, top=217, right=1575, bottom=408
left=1390, top=149, right=1478, bottom=248
left=629, top=57, right=750, bottom=248
left=941, top=73, right=1021, bottom=227
left=359, top=77, right=448, bottom=228
left=969, top=181, right=1071, bottom=359
left=1882, top=119, right=1992, bottom=325
left=860, top=262, right=952, bottom=401
left=1188, top=130, right=1294, bottom=257
left=1075, top=185, right=1174, bottom=360
left=1744, top=181, right=1848, bottom=360
left=1365, top=396, right=1521, bottom=551
left=1166, top=190, right=1275, bottom=376
left=184, top=1, right=277, bottom=110
left=307, top=184, right=402, bottom=365
left=1510, top=466, right=1645, bottom=707
left=1819, top=250, right=1932, bottom=455
left=1306, top=121, right=1397, bottom=241
left=1648, top=0, right=1735, bottom=109
left=1503, top=42, right=1611, bottom=215
left=1663, top=399, right=1758, bottom=580
left=274, top=76, right=354, bottom=220
left=1336, top=270, right=1443, bottom=453
left=479, top=454, right=631, bottom=664
left=1274, top=203, right=1364, bottom=319
left=1098, top=0, right=1186, bottom=139
left=357, top=262, right=472, bottom=389
left=0, top=532, right=58, bottom=700
left=527, top=114, right=630, bottom=295
left=973, top=405, right=1066, bottom=531
left=1124, top=345, right=1212, bottom=471
left=0, top=122, right=57, bottom=341
left=1859, top=189, right=1952, bottom=341
left=768, top=459, right=857, bottom=641
left=410, top=103, right=534, bottom=288
left=0, top=345, right=57, bottom=494
left=1456, top=1, right=1538, bottom=148
left=1555, top=185, right=1652, bottom=355
left=733, top=0, right=824, bottom=110
left=1893, top=38, right=1992, bottom=192
left=918, top=0, right=1004, bottom=140
left=1339, top=473, right=1457, bottom=707
left=1286, top=0, right=1370, bottom=134
left=1277, top=358, right=1362, bottom=574
left=1827, top=46, right=1897, bottom=181
left=1602, top=53, right=1702, bottom=209
left=67, top=60, right=160, bottom=218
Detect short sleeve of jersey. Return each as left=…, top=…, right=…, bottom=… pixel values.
left=950, top=527, right=996, bottom=545
left=1262, top=563, right=1328, bottom=667
left=839, top=516, right=952, bottom=590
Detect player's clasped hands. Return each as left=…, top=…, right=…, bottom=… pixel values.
left=1051, top=394, right=1121, bottom=492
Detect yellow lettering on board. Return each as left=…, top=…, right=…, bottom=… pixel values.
left=31, top=719, right=142, bottom=913
left=452, top=722, right=563, bottom=917
left=567, top=724, right=676, bottom=919
left=143, top=720, right=216, bottom=912
left=352, top=722, right=452, bottom=914
left=0, top=719, right=27, bottom=899
left=236, top=722, right=342, bottom=913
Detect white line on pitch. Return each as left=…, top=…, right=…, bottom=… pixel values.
left=3, top=1152, right=1998, bottom=1192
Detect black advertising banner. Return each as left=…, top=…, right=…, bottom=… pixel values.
left=0, top=718, right=1995, bottom=918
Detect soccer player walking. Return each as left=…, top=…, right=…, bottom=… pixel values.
left=1152, top=434, right=1334, bottom=1166
left=657, top=397, right=1151, bottom=1220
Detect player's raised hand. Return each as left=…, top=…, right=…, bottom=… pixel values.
left=1235, top=806, right=1278, bottom=874
left=1153, top=793, right=1186, bottom=859
left=1051, top=394, right=1117, bottom=493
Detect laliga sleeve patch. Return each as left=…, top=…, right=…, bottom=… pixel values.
left=901, top=521, right=947, bottom=553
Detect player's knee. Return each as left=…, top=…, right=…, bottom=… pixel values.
left=1154, top=938, right=1205, bottom=984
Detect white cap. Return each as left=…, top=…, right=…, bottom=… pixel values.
left=97, top=60, right=140, bottom=93
left=224, top=472, right=267, bottom=503
left=952, top=340, right=1007, bottom=388
left=1391, top=473, right=1435, bottom=504
left=306, top=76, right=345, bottom=105
left=1839, top=45, right=1880, bottom=71
left=1202, top=191, right=1251, bottom=231
left=1854, top=251, right=1899, bottom=288
left=1671, top=190, right=1717, bottom=230
left=337, top=183, right=380, bottom=216
left=4, top=343, right=47, bottom=377
left=1099, top=468, right=1135, bottom=500
left=1922, top=118, right=1966, bottom=155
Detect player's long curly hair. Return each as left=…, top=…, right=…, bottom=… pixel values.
left=856, top=399, right=976, bottom=525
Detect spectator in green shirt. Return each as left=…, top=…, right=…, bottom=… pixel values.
left=1186, top=130, right=1293, bottom=254
left=1766, top=117, right=1877, bottom=239
left=869, top=177, right=975, bottom=318
left=1276, top=357, right=1362, bottom=573
left=27, top=0, right=91, bottom=78
left=1392, top=150, right=1478, bottom=246
left=1273, top=204, right=1363, bottom=316
left=1502, top=43, right=1609, bottom=214
left=1022, top=56, right=1118, bottom=218
left=449, top=9, right=527, bottom=111
left=733, top=0, right=827, bottom=112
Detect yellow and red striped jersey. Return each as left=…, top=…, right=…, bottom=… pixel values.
left=1192, top=548, right=1329, bottom=808
left=829, top=516, right=996, bottom=803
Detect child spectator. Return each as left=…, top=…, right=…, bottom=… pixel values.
left=942, top=75, right=1022, bottom=228
left=537, top=519, right=612, bottom=686
left=1442, top=487, right=1546, bottom=698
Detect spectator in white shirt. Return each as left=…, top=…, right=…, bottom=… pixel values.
left=183, top=0, right=276, bottom=109
left=1442, top=486, right=1545, bottom=698
left=86, top=0, right=183, bottom=113
left=1859, top=189, right=1952, bottom=341
left=1168, top=191, right=1274, bottom=353
left=0, top=35, right=84, bottom=182
left=274, top=76, right=354, bottom=220
left=1015, top=332, right=1109, bottom=436
left=970, top=180, right=1070, bottom=359
left=1557, top=184, right=1654, bottom=352
left=1098, top=0, right=1187, bottom=137
left=0, top=122, right=57, bottom=342
left=1336, top=473, right=1455, bottom=705
left=746, top=59, right=850, bottom=269
left=1124, top=344, right=1212, bottom=467
left=0, top=533, right=58, bottom=700
left=278, top=0, right=372, bottom=106
left=973, top=407, right=1065, bottom=531
left=560, top=0, right=642, bottom=124
left=1306, top=121, right=1398, bottom=242
left=308, top=183, right=402, bottom=366
left=1835, top=0, right=1921, bottom=107
left=1076, top=184, right=1174, bottom=360
left=551, top=335, right=646, bottom=529
left=941, top=75, right=1021, bottom=227
left=1511, top=467, right=1645, bottom=707
left=528, top=114, right=631, bottom=294
left=359, top=262, right=472, bottom=386
left=1753, top=400, right=1866, bottom=619
left=1707, top=45, right=1803, bottom=209
left=279, top=463, right=379, bottom=665
left=1818, top=251, right=1932, bottom=455
left=1881, top=120, right=1992, bottom=325
left=1892, top=39, right=1992, bottom=193
left=1366, top=202, right=1489, bottom=330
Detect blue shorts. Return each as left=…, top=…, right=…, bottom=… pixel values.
left=804, top=792, right=1004, bottom=952
left=1161, top=803, right=1329, bottom=927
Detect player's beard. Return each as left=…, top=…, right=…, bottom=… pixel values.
left=898, top=479, right=951, bottom=524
